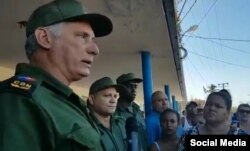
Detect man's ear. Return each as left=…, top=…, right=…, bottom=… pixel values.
left=88, top=95, right=95, bottom=105
left=34, top=27, right=53, bottom=49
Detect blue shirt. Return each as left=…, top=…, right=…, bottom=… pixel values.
left=146, top=111, right=161, bottom=146
left=176, top=125, right=185, bottom=137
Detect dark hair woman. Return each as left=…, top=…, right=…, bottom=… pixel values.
left=178, top=91, right=247, bottom=151
left=150, top=109, right=180, bottom=151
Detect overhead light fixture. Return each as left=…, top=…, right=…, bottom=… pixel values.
left=180, top=25, right=198, bottom=39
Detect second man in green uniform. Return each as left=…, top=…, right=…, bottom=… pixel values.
left=87, top=77, right=128, bottom=151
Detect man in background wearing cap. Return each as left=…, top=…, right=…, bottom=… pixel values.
left=87, top=77, right=127, bottom=151
left=115, top=73, right=147, bottom=151
left=0, top=0, right=112, bottom=151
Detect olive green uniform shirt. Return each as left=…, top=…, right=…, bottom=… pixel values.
left=115, top=100, right=147, bottom=151
left=89, top=113, right=127, bottom=151
left=0, top=63, right=102, bottom=151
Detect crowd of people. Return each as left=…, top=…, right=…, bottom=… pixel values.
left=0, top=0, right=249, bottom=151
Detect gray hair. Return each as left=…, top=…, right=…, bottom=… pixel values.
left=25, top=23, right=64, bottom=60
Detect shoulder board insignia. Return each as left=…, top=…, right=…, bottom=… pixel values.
left=9, top=76, right=37, bottom=94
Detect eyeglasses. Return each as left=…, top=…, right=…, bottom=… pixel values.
left=239, top=109, right=250, bottom=114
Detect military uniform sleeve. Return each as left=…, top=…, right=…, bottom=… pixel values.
left=0, top=93, right=55, bottom=151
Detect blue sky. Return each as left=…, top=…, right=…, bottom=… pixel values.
left=176, top=0, right=250, bottom=107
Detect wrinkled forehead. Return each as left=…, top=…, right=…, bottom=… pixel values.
left=63, top=21, right=95, bottom=36
left=186, top=103, right=197, bottom=110
left=238, top=106, right=250, bottom=111
left=162, top=112, right=178, bottom=120
left=94, top=87, right=118, bottom=95
left=154, top=92, right=168, bottom=100
left=123, top=82, right=138, bottom=88
left=206, top=94, right=227, bottom=106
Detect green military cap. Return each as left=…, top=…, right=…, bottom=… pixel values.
left=116, top=73, right=143, bottom=84
left=89, top=77, right=125, bottom=95
left=26, top=0, right=112, bottom=37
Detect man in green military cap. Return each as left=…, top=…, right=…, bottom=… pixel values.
left=87, top=77, right=127, bottom=151
left=0, top=0, right=112, bottom=151
left=115, top=73, right=148, bottom=151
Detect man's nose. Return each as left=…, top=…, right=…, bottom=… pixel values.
left=110, top=96, right=118, bottom=103
left=131, top=88, right=136, bottom=94
left=209, top=105, right=216, bottom=111
left=166, top=121, right=172, bottom=127
left=88, top=42, right=99, bottom=56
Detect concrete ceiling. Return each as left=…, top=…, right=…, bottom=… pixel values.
left=0, top=0, right=185, bottom=108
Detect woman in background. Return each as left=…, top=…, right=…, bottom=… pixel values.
left=150, top=108, right=180, bottom=151
left=178, top=90, right=247, bottom=151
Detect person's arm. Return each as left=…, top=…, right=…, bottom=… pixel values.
left=0, top=94, right=54, bottom=151
left=145, top=117, right=156, bottom=146
left=149, top=142, right=159, bottom=151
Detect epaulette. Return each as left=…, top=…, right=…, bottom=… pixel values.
left=0, top=75, right=37, bottom=96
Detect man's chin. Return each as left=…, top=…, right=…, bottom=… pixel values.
left=79, top=70, right=90, bottom=77
left=131, top=95, right=136, bottom=100
left=128, top=96, right=135, bottom=102
left=71, top=72, right=90, bottom=82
